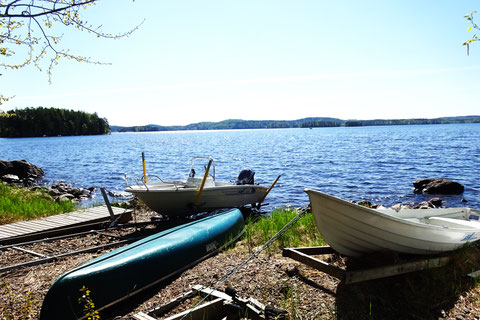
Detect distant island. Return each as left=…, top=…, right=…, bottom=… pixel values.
left=111, top=116, right=480, bottom=132
left=0, top=107, right=110, bottom=138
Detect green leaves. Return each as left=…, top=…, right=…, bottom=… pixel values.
left=464, top=10, right=479, bottom=55
left=0, top=0, right=142, bottom=83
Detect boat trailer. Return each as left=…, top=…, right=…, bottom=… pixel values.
left=282, top=246, right=453, bottom=284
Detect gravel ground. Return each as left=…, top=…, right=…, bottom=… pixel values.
left=1, top=211, right=480, bottom=320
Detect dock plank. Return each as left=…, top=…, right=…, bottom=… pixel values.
left=0, top=206, right=131, bottom=245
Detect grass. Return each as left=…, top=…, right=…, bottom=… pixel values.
left=243, top=207, right=325, bottom=252
left=0, top=183, right=76, bottom=224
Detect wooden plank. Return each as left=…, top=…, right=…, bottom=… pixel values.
left=40, top=215, right=86, bottom=224
left=0, top=229, right=26, bottom=236
left=11, top=219, right=66, bottom=228
left=289, top=246, right=336, bottom=256
left=0, top=208, right=132, bottom=245
left=282, top=248, right=345, bottom=280
left=0, top=231, right=15, bottom=237
left=132, top=312, right=157, bottom=320
left=0, top=223, right=43, bottom=233
left=194, top=285, right=234, bottom=302
left=54, top=211, right=101, bottom=219
left=149, top=290, right=196, bottom=317
left=344, top=256, right=452, bottom=284
left=163, top=298, right=229, bottom=320
left=64, top=212, right=111, bottom=221
left=0, top=228, right=24, bottom=236
left=283, top=246, right=453, bottom=284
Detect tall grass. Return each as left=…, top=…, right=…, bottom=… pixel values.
left=244, top=207, right=325, bottom=252
left=0, top=184, right=76, bottom=224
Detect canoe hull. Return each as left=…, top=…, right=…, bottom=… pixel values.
left=40, top=209, right=245, bottom=320
left=126, top=184, right=268, bottom=217
left=305, top=189, right=480, bottom=257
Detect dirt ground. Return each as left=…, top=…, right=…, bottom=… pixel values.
left=1, top=211, right=480, bottom=320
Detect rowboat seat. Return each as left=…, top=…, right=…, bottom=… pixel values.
left=426, top=217, right=480, bottom=229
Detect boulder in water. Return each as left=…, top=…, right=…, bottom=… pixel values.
left=413, top=178, right=464, bottom=195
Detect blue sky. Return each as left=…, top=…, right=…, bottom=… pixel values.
left=1, top=0, right=480, bottom=126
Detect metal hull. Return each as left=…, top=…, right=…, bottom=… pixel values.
left=40, top=209, right=245, bottom=320
left=305, top=189, right=480, bottom=257
left=126, top=183, right=268, bottom=217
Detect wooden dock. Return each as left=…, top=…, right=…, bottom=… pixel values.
left=0, top=206, right=132, bottom=245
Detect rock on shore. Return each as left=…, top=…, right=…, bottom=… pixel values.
left=0, top=159, right=96, bottom=203
left=0, top=159, right=44, bottom=186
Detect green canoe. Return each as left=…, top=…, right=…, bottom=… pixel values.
left=40, top=208, right=245, bottom=320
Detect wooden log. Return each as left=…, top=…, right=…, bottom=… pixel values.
left=282, top=247, right=345, bottom=280
left=344, top=256, right=452, bottom=284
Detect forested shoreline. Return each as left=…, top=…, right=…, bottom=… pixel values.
left=0, top=107, right=110, bottom=138
left=112, top=116, right=480, bottom=132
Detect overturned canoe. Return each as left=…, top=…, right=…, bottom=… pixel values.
left=40, top=208, right=245, bottom=320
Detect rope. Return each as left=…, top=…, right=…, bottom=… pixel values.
left=179, top=205, right=309, bottom=320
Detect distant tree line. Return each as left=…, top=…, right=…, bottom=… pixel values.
left=343, top=117, right=480, bottom=127
left=118, top=125, right=172, bottom=132
left=111, top=116, right=480, bottom=133
left=299, top=121, right=342, bottom=128
left=0, top=107, right=110, bottom=138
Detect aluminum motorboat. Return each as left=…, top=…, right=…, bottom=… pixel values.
left=125, top=157, right=276, bottom=217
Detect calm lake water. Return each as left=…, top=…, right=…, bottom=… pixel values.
left=1, top=123, right=479, bottom=210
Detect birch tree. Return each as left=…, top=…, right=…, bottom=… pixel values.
left=464, top=10, right=479, bottom=55
left=0, top=0, right=141, bottom=107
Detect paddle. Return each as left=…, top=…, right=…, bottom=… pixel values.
left=194, top=158, right=213, bottom=206
left=257, top=175, right=281, bottom=208
left=142, top=152, right=147, bottom=183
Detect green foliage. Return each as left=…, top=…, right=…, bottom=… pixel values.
left=78, top=286, right=100, bottom=320
left=0, top=184, right=76, bottom=224
left=0, top=106, right=110, bottom=137
left=463, top=10, right=479, bottom=55
left=244, top=208, right=324, bottom=252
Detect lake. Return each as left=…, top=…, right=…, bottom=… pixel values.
left=1, top=123, right=479, bottom=210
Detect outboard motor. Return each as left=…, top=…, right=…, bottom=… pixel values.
left=236, top=169, right=255, bottom=185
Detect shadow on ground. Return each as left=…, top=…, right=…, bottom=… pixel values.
left=335, top=247, right=480, bottom=319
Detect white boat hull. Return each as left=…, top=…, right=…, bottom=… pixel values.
left=127, top=183, right=268, bottom=217
left=305, top=189, right=480, bottom=257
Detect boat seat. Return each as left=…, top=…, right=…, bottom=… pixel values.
left=426, top=217, right=480, bottom=229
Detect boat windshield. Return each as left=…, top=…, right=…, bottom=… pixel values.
left=189, top=157, right=215, bottom=180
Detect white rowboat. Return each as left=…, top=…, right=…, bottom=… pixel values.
left=305, top=189, right=480, bottom=257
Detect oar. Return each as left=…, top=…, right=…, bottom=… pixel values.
left=257, top=175, right=281, bottom=208
left=194, top=159, right=213, bottom=206
left=142, top=152, right=147, bottom=183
